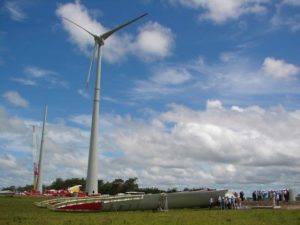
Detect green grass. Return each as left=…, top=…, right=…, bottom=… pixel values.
left=1, top=197, right=300, bottom=225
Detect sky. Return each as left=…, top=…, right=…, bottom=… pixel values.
left=1, top=0, right=300, bottom=196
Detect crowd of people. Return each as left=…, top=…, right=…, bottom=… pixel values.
left=252, top=189, right=290, bottom=205
left=209, top=191, right=245, bottom=210
left=208, top=189, right=291, bottom=209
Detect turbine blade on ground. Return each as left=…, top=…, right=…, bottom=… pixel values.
left=86, top=42, right=97, bottom=89
left=62, top=17, right=97, bottom=38
left=100, top=13, right=148, bottom=40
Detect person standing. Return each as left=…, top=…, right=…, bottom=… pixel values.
left=209, top=197, right=214, bottom=209
left=218, top=196, right=222, bottom=209
left=276, top=192, right=280, bottom=206
left=240, top=191, right=244, bottom=201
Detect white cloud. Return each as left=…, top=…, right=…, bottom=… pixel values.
left=231, top=106, right=244, bottom=112
left=1, top=103, right=300, bottom=193
left=0, top=154, right=18, bottom=169
left=130, top=54, right=300, bottom=103
left=131, top=66, right=192, bottom=99
left=5, top=1, right=27, bottom=22
left=11, top=78, right=37, bottom=86
left=262, top=57, right=299, bottom=80
left=219, top=51, right=242, bottom=63
left=12, top=66, right=69, bottom=88
left=0, top=107, right=28, bottom=134
left=55, top=2, right=174, bottom=62
left=151, top=67, right=192, bottom=85
left=24, top=66, right=56, bottom=78
left=206, top=99, right=223, bottom=110
left=0, top=154, right=29, bottom=180
left=133, top=22, right=175, bottom=60
left=99, top=103, right=300, bottom=191
left=270, top=2, right=300, bottom=32
left=132, top=80, right=179, bottom=99
left=2, top=91, right=29, bottom=108
left=168, top=0, right=268, bottom=23
left=283, top=0, right=300, bottom=6
left=77, top=89, right=90, bottom=99
left=69, top=114, right=91, bottom=127
left=187, top=54, right=300, bottom=97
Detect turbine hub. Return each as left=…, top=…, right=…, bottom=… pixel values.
left=95, top=36, right=104, bottom=46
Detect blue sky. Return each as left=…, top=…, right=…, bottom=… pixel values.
left=1, top=0, right=300, bottom=195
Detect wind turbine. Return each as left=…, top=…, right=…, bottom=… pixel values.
left=63, top=13, right=148, bottom=195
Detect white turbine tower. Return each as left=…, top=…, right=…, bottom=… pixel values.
left=63, top=13, right=148, bottom=195
left=36, top=105, right=48, bottom=193
left=31, top=125, right=38, bottom=192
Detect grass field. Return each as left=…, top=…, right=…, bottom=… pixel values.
left=1, top=196, right=300, bottom=225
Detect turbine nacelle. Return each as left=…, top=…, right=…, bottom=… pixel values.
left=94, top=36, right=104, bottom=46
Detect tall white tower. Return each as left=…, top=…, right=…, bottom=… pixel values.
left=36, top=105, right=47, bottom=193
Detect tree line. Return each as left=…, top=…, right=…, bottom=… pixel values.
left=2, top=177, right=209, bottom=194
left=2, top=177, right=165, bottom=194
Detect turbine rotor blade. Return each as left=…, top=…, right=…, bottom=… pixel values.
left=86, top=42, right=98, bottom=89
left=100, top=13, right=148, bottom=40
left=62, top=17, right=97, bottom=38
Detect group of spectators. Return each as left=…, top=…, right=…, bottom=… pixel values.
left=252, top=189, right=290, bottom=205
left=209, top=189, right=291, bottom=209
left=252, top=189, right=289, bottom=201
left=209, top=191, right=245, bottom=210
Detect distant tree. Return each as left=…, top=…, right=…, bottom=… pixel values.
left=7, top=177, right=171, bottom=195
left=2, top=186, right=16, bottom=191
left=124, top=177, right=138, bottom=192
left=110, top=179, right=124, bottom=195
left=64, top=178, right=86, bottom=189
left=167, top=187, right=177, bottom=193
left=48, top=178, right=65, bottom=190
left=98, top=178, right=141, bottom=195
left=138, top=187, right=164, bottom=194
left=98, top=179, right=104, bottom=187
left=47, top=178, right=86, bottom=190
left=17, top=185, right=33, bottom=192
left=99, top=181, right=112, bottom=194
